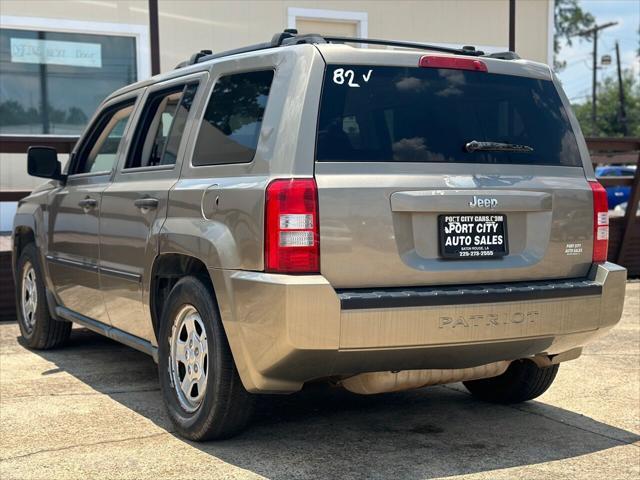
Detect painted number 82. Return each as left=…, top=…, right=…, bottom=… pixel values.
left=332, top=68, right=373, bottom=88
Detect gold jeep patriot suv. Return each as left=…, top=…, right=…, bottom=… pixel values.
left=13, top=31, right=627, bottom=440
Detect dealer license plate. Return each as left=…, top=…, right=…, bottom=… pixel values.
left=439, top=214, right=508, bottom=259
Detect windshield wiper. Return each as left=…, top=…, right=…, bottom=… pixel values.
left=465, top=140, right=534, bottom=153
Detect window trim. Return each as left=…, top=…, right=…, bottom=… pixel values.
left=114, top=71, right=208, bottom=178
left=190, top=68, right=276, bottom=169
left=120, top=164, right=175, bottom=174
left=68, top=98, right=137, bottom=177
left=315, top=64, right=582, bottom=167
left=123, top=83, right=191, bottom=171
left=65, top=170, right=113, bottom=181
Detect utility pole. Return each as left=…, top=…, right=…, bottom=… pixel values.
left=579, top=21, right=617, bottom=136
left=615, top=41, right=628, bottom=136
left=148, top=0, right=160, bottom=75
left=509, top=0, right=516, bottom=52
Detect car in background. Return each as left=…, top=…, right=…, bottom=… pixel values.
left=612, top=202, right=640, bottom=218
left=595, top=166, right=637, bottom=209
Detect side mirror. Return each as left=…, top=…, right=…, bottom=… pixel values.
left=27, top=146, right=64, bottom=181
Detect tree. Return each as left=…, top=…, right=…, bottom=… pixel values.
left=554, top=0, right=595, bottom=71
left=572, top=70, right=640, bottom=137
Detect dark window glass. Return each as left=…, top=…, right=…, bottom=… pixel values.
left=192, top=70, right=274, bottom=166
left=126, top=83, right=198, bottom=168
left=73, top=101, right=134, bottom=175
left=0, top=28, right=137, bottom=135
left=316, top=65, right=581, bottom=166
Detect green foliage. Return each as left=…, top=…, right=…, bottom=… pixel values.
left=554, top=0, right=595, bottom=71
left=0, top=100, right=88, bottom=132
left=572, top=71, right=640, bottom=137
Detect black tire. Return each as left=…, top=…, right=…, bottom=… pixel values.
left=158, top=276, right=254, bottom=441
left=463, top=359, right=559, bottom=404
left=15, top=243, right=71, bottom=349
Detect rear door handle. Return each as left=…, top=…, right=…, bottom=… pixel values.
left=78, top=197, right=98, bottom=210
left=134, top=197, right=159, bottom=210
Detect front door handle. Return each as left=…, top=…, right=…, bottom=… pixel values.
left=78, top=197, right=98, bottom=210
left=134, top=197, right=159, bottom=210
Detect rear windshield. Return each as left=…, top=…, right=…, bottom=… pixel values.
left=316, top=65, right=581, bottom=166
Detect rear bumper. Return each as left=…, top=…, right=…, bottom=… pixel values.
left=211, top=262, right=627, bottom=393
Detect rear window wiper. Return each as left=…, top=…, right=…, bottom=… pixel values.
left=465, top=140, right=534, bottom=153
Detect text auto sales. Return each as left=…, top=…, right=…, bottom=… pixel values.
left=443, top=215, right=504, bottom=248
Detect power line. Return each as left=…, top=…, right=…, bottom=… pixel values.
left=563, top=57, right=593, bottom=69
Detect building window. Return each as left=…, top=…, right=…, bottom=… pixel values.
left=287, top=7, right=368, bottom=38
left=0, top=28, right=137, bottom=135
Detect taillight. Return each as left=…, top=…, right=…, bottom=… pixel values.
left=419, top=55, right=488, bottom=72
left=589, top=180, right=609, bottom=263
left=265, top=178, right=319, bottom=274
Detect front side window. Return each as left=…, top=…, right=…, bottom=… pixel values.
left=126, top=83, right=198, bottom=168
left=0, top=28, right=137, bottom=135
left=192, top=70, right=274, bottom=166
left=73, top=102, right=134, bottom=175
left=316, top=65, right=581, bottom=166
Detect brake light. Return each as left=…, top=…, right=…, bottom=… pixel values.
left=419, top=55, right=488, bottom=72
left=589, top=180, right=609, bottom=263
left=265, top=178, right=319, bottom=274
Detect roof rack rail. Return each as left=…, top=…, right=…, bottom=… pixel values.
left=174, top=29, right=301, bottom=68
left=175, top=49, right=213, bottom=69
left=319, top=36, right=484, bottom=56
left=177, top=29, right=522, bottom=69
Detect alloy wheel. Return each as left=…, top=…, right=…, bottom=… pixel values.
left=21, top=262, right=38, bottom=333
left=168, top=304, right=209, bottom=413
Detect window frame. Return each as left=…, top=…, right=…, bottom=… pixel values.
left=0, top=15, right=150, bottom=82
left=67, top=95, right=139, bottom=178
left=314, top=64, right=582, bottom=167
left=123, top=83, right=198, bottom=172
left=0, top=16, right=149, bottom=139
left=287, top=7, right=368, bottom=38
left=189, top=67, right=276, bottom=169
left=114, top=71, right=208, bottom=178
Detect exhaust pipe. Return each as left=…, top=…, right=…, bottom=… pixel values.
left=339, top=361, right=511, bottom=395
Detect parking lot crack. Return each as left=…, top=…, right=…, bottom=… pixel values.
left=1, top=431, right=173, bottom=462
left=7, top=387, right=160, bottom=399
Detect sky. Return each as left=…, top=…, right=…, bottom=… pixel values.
left=555, top=0, right=640, bottom=104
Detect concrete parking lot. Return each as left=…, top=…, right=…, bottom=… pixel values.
left=1, top=282, right=638, bottom=480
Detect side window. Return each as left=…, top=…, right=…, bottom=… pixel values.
left=126, top=83, right=198, bottom=169
left=192, top=70, right=275, bottom=166
left=73, top=102, right=134, bottom=175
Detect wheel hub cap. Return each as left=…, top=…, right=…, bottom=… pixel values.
left=169, top=305, right=208, bottom=412
left=21, top=262, right=37, bottom=333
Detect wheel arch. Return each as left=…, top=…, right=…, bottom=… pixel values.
left=13, top=225, right=36, bottom=263
left=149, top=252, right=214, bottom=340
left=12, top=212, right=40, bottom=282
left=12, top=218, right=62, bottom=323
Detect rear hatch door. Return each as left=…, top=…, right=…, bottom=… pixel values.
left=313, top=51, right=593, bottom=288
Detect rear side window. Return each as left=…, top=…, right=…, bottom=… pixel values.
left=192, top=70, right=274, bottom=166
left=126, top=83, right=198, bottom=168
left=316, top=65, right=581, bottom=166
